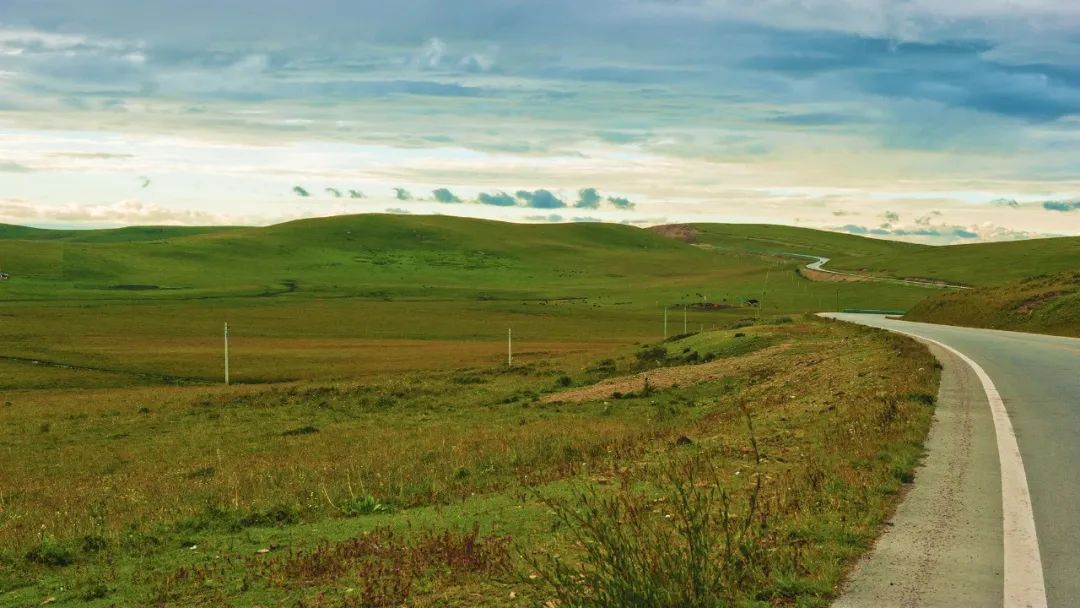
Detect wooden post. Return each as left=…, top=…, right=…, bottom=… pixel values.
left=224, top=322, right=230, bottom=386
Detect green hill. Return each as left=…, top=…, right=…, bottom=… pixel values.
left=0, top=215, right=935, bottom=314
left=651, top=223, right=1080, bottom=287
left=904, top=271, right=1080, bottom=337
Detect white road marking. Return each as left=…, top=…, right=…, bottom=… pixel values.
left=886, top=328, right=1047, bottom=608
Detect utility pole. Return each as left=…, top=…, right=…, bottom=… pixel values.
left=224, top=322, right=230, bottom=386
left=508, top=328, right=513, bottom=368
left=758, top=270, right=770, bottom=320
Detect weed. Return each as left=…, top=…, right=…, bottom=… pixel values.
left=339, top=495, right=393, bottom=517
left=526, top=453, right=767, bottom=608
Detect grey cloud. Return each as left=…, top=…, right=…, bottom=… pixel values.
left=432, top=188, right=462, bottom=203
left=385, top=207, right=411, bottom=214
left=574, top=187, right=601, bottom=209
left=348, top=190, right=365, bottom=199
left=325, top=187, right=342, bottom=198
left=477, top=191, right=517, bottom=206
left=991, top=197, right=1020, bottom=208
left=1043, top=200, right=1080, bottom=212
left=393, top=187, right=413, bottom=201
left=292, top=185, right=310, bottom=197
left=516, top=189, right=565, bottom=209
left=608, top=196, right=635, bottom=210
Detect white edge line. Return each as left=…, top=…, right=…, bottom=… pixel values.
left=863, top=321, right=1048, bottom=607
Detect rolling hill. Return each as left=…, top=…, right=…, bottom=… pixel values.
left=0, top=215, right=930, bottom=312
left=904, top=271, right=1080, bottom=337
left=649, top=223, right=1080, bottom=287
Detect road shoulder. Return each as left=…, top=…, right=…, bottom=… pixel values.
left=834, top=342, right=1003, bottom=607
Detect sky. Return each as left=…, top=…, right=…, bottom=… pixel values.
left=1, top=0, right=1079, bottom=243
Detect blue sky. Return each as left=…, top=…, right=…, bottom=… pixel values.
left=1, top=0, right=1079, bottom=242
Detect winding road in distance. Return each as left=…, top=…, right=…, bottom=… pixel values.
left=824, top=313, right=1080, bottom=608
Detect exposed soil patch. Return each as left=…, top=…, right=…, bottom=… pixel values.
left=543, top=343, right=788, bottom=403
left=648, top=224, right=700, bottom=243
left=1015, top=291, right=1060, bottom=315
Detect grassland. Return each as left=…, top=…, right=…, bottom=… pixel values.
left=652, top=223, right=1080, bottom=287
left=1, top=318, right=938, bottom=607
left=905, top=271, right=1080, bottom=337
left=0, top=214, right=1012, bottom=606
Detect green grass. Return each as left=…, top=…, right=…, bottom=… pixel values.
left=0, top=215, right=947, bottom=393
left=0, top=213, right=1065, bottom=606
left=905, top=271, right=1080, bottom=337
left=0, top=319, right=938, bottom=607
left=654, top=222, right=1080, bottom=287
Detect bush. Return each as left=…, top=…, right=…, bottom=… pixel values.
left=589, top=359, right=617, bottom=374
left=80, top=534, right=109, bottom=554
left=635, top=346, right=668, bottom=366
left=26, top=538, right=75, bottom=567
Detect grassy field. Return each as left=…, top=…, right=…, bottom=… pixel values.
left=652, top=223, right=1080, bottom=287
left=0, top=214, right=1031, bottom=605
left=0, top=318, right=938, bottom=607
left=0, top=215, right=946, bottom=393
left=905, top=271, right=1080, bottom=337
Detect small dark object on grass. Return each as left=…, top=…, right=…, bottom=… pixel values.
left=138, top=406, right=151, bottom=414
left=734, top=332, right=746, bottom=338
left=675, top=435, right=693, bottom=446
left=282, top=425, right=319, bottom=436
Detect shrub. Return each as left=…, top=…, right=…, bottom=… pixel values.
left=26, top=538, right=75, bottom=567
left=557, top=375, right=573, bottom=387
left=635, top=346, right=668, bottom=366
left=589, top=359, right=617, bottom=374
left=80, top=534, right=109, bottom=554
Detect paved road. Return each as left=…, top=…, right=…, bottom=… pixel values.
left=792, top=254, right=968, bottom=289
left=824, top=314, right=1080, bottom=607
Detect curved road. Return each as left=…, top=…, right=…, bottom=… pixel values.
left=794, top=254, right=968, bottom=289
left=824, top=314, right=1080, bottom=607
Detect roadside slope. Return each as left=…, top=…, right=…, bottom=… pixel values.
left=904, top=272, right=1080, bottom=338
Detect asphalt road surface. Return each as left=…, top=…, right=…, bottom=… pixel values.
left=824, top=314, right=1079, bottom=608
